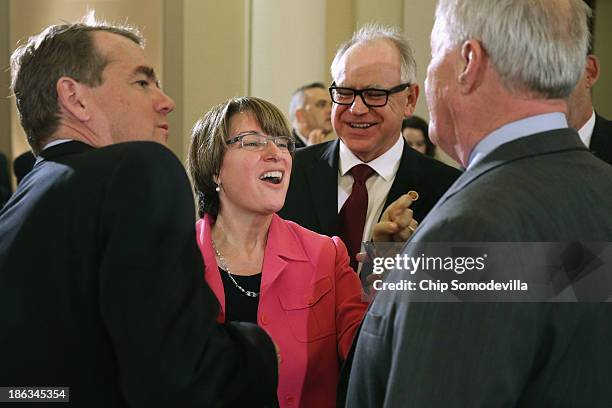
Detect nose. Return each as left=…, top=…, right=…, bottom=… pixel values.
left=263, top=139, right=282, bottom=160
left=156, top=88, right=176, bottom=114
left=349, top=94, right=369, bottom=115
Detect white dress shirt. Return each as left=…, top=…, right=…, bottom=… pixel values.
left=467, top=113, right=568, bottom=170
left=338, top=135, right=404, bottom=244
left=577, top=110, right=596, bottom=148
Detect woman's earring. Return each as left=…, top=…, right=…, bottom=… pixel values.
left=215, top=183, right=221, bottom=192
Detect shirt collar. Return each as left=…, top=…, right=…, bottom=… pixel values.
left=35, top=138, right=74, bottom=163
left=467, top=112, right=568, bottom=170
left=41, top=138, right=74, bottom=152
left=577, top=110, right=596, bottom=148
left=339, top=134, right=403, bottom=181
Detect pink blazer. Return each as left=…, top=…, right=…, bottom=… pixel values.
left=196, top=214, right=367, bottom=408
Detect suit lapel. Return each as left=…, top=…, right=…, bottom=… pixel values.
left=38, top=140, right=94, bottom=161
left=199, top=216, right=226, bottom=319
left=383, top=140, right=425, bottom=219
left=590, top=114, right=612, bottom=165
left=260, top=215, right=309, bottom=294
left=305, top=140, right=340, bottom=236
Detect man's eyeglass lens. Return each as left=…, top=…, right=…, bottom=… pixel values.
left=329, top=82, right=410, bottom=107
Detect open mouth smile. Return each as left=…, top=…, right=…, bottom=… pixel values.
left=259, top=171, right=284, bottom=185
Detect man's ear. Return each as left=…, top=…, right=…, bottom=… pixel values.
left=295, top=107, right=305, bottom=124
left=585, top=54, right=600, bottom=89
left=56, top=77, right=90, bottom=121
left=458, top=39, right=486, bottom=94
left=404, top=84, right=419, bottom=117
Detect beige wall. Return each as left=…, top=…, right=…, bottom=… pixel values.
left=403, top=0, right=436, bottom=121
left=593, top=0, right=612, bottom=118
left=356, top=0, right=403, bottom=30
left=251, top=0, right=327, bottom=121
left=180, top=0, right=249, bottom=158
left=325, top=0, right=354, bottom=85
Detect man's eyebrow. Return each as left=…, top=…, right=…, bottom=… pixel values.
left=133, top=65, right=157, bottom=81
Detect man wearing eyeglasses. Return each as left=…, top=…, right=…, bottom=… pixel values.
left=280, top=25, right=460, bottom=270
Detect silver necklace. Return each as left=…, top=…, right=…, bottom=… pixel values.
left=211, top=240, right=259, bottom=298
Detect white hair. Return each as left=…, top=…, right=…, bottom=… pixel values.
left=330, top=24, right=417, bottom=84
left=434, top=0, right=591, bottom=98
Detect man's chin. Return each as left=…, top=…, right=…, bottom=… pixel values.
left=153, top=134, right=169, bottom=147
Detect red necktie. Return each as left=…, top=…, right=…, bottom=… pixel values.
left=339, top=164, right=374, bottom=271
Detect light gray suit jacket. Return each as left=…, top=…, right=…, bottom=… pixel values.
left=346, top=128, right=612, bottom=407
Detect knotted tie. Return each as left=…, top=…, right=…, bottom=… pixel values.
left=338, top=164, right=375, bottom=271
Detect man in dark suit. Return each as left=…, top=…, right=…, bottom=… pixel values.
left=12, top=150, right=36, bottom=184
left=288, top=82, right=334, bottom=148
left=280, top=26, right=460, bottom=268
left=567, top=53, right=612, bottom=165
left=591, top=113, right=612, bottom=164
left=347, top=0, right=612, bottom=406
left=0, top=18, right=277, bottom=407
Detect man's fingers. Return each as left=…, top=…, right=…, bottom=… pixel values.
left=395, top=219, right=419, bottom=241
left=308, top=129, right=326, bottom=144
left=372, top=221, right=398, bottom=242
left=393, top=207, right=414, bottom=228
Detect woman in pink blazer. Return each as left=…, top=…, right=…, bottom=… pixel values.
left=188, top=96, right=367, bottom=407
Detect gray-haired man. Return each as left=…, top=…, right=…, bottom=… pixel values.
left=347, top=0, right=612, bottom=406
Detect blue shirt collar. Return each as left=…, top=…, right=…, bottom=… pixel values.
left=467, top=112, right=568, bottom=170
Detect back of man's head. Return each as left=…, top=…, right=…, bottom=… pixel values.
left=10, top=13, right=142, bottom=154
left=434, top=0, right=591, bottom=99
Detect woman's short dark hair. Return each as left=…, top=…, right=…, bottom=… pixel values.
left=401, top=115, right=436, bottom=157
left=188, top=96, right=292, bottom=218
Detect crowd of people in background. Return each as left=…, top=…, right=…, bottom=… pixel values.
left=1, top=0, right=611, bottom=407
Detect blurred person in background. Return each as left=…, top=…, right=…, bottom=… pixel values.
left=289, top=82, right=334, bottom=148
left=401, top=115, right=436, bottom=157
left=567, top=53, right=612, bottom=165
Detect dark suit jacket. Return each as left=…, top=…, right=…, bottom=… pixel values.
left=346, top=129, right=612, bottom=407
left=279, top=138, right=461, bottom=238
left=0, top=141, right=278, bottom=407
left=590, top=113, right=612, bottom=165
left=13, top=150, right=36, bottom=185
left=292, top=129, right=307, bottom=149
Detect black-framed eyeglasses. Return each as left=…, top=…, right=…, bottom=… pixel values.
left=329, top=82, right=411, bottom=108
left=225, top=132, right=295, bottom=153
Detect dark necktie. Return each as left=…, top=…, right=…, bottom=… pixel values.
left=338, top=164, right=375, bottom=271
